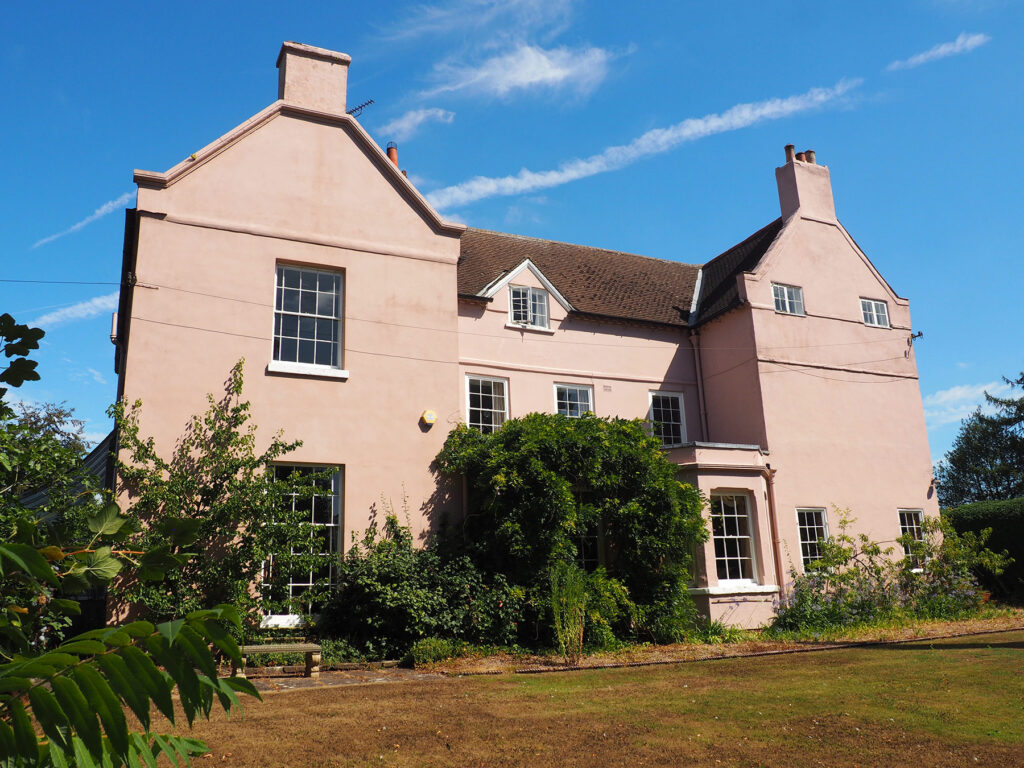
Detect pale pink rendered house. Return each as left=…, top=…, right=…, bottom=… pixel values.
left=112, top=43, right=938, bottom=628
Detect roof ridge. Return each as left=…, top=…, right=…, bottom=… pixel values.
left=464, top=227, right=703, bottom=270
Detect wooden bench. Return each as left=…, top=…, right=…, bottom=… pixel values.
left=233, top=643, right=322, bottom=679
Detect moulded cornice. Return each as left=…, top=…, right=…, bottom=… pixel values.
left=132, top=101, right=465, bottom=236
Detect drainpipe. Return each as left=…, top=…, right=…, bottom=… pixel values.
left=689, top=329, right=711, bottom=442
left=763, top=463, right=784, bottom=589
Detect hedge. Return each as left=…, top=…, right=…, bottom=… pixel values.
left=943, top=497, right=1024, bottom=601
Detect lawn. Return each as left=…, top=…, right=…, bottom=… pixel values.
left=183, top=630, right=1024, bottom=767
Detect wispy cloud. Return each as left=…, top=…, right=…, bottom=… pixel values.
left=33, top=292, right=119, bottom=329
left=87, top=368, right=106, bottom=385
left=425, top=44, right=612, bottom=99
left=33, top=191, right=136, bottom=249
left=379, top=108, right=455, bottom=142
left=887, top=32, right=991, bottom=71
left=426, top=78, right=862, bottom=209
left=381, top=0, right=574, bottom=41
left=923, top=380, right=1010, bottom=429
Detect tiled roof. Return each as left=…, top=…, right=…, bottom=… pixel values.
left=458, top=228, right=701, bottom=327
left=693, top=218, right=784, bottom=325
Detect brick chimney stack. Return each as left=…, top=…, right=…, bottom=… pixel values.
left=776, top=144, right=836, bottom=222
left=276, top=41, right=351, bottom=114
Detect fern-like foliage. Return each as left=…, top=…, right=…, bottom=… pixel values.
left=0, top=603, right=259, bottom=767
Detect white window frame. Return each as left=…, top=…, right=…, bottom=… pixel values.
left=795, top=507, right=829, bottom=570
left=262, top=465, right=343, bottom=628
left=772, top=282, right=805, bottom=316
left=509, top=285, right=550, bottom=330
left=270, top=264, right=349, bottom=378
left=554, top=383, right=593, bottom=418
left=709, top=493, right=758, bottom=586
left=860, top=298, right=890, bottom=328
left=898, top=509, right=924, bottom=565
left=466, top=375, right=509, bottom=434
left=648, top=391, right=686, bottom=448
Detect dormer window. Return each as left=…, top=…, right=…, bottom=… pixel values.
left=772, top=283, right=804, bottom=316
left=510, top=286, right=549, bottom=329
left=860, top=298, right=890, bottom=328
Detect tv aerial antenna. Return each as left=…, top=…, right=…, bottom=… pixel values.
left=346, top=99, right=375, bottom=118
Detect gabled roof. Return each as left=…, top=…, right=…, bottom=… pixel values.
left=133, top=101, right=465, bottom=237
left=458, top=228, right=701, bottom=328
left=693, top=218, right=784, bottom=325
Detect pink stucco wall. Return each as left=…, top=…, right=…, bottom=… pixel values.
left=746, top=163, right=938, bottom=581
left=122, top=64, right=465, bottom=544
left=116, top=44, right=939, bottom=629
left=457, top=265, right=699, bottom=430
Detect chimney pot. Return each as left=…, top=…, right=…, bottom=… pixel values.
left=795, top=151, right=806, bottom=162
left=784, top=144, right=795, bottom=163
left=386, top=142, right=399, bottom=168
left=805, top=149, right=816, bottom=165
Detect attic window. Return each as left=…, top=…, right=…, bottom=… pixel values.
left=509, top=286, right=549, bottom=329
left=772, top=283, right=804, bottom=316
left=860, top=298, right=890, bottom=328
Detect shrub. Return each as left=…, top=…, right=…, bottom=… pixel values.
left=316, top=515, right=522, bottom=659
left=582, top=568, right=632, bottom=649
left=435, top=414, right=707, bottom=645
left=770, top=510, right=1010, bottom=635
left=404, top=637, right=462, bottom=666
left=943, top=497, right=1023, bottom=601
left=689, top=618, right=749, bottom=644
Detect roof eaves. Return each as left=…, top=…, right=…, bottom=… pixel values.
left=570, top=309, right=688, bottom=330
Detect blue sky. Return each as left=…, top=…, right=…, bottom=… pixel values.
left=2, top=1, right=1021, bottom=462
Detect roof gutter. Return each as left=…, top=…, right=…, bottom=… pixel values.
left=457, top=293, right=492, bottom=303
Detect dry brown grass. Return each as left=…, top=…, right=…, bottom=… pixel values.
left=177, top=628, right=1024, bottom=767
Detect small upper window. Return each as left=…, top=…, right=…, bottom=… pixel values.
left=860, top=298, right=890, bottom=328
left=274, top=266, right=343, bottom=368
left=649, top=392, right=685, bottom=447
left=555, top=384, right=593, bottom=418
left=510, top=286, right=549, bottom=329
left=772, top=283, right=804, bottom=316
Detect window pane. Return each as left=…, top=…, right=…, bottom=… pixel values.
left=283, top=289, right=300, bottom=312
left=265, top=465, right=341, bottom=615
left=511, top=287, right=529, bottom=324
left=651, top=394, right=683, bottom=446
left=280, top=338, right=297, bottom=362
left=468, top=377, right=507, bottom=433
left=710, top=494, right=755, bottom=582
left=317, top=291, right=334, bottom=317
left=274, top=267, right=343, bottom=368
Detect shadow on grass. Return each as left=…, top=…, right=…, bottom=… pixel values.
left=882, top=638, right=1024, bottom=651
